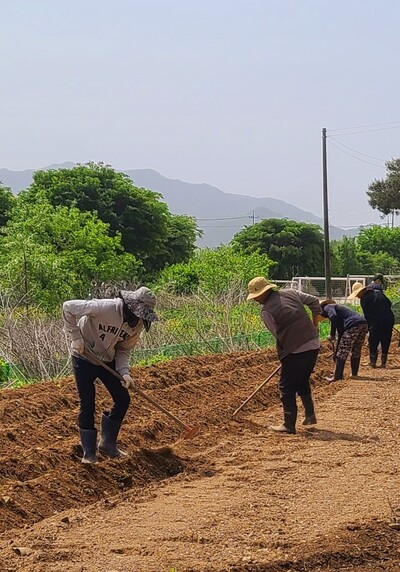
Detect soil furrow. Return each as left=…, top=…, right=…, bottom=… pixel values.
left=0, top=342, right=398, bottom=571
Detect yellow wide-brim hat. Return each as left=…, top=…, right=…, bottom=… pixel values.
left=246, top=276, right=277, bottom=301
left=347, top=282, right=367, bottom=301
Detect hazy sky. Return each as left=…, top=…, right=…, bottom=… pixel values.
left=1, top=0, right=399, bottom=227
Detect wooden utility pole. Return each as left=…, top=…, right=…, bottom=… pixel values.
left=322, top=128, right=332, bottom=298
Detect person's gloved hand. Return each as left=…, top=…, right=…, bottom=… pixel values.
left=121, top=374, right=134, bottom=389
left=327, top=334, right=335, bottom=343
left=71, top=338, right=85, bottom=354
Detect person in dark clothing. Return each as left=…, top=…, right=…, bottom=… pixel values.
left=371, top=273, right=385, bottom=288
left=320, top=300, right=368, bottom=382
left=349, top=283, right=394, bottom=368
left=247, top=277, right=321, bottom=435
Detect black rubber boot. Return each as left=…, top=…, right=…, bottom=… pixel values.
left=98, top=413, right=127, bottom=458
left=381, top=354, right=388, bottom=368
left=79, top=428, right=98, bottom=464
left=369, top=353, right=377, bottom=368
left=326, top=358, right=346, bottom=383
left=269, top=408, right=297, bottom=435
left=300, top=394, right=317, bottom=425
left=350, top=355, right=361, bottom=377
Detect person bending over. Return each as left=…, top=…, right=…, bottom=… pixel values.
left=321, top=300, right=368, bottom=382
left=247, top=277, right=321, bottom=435
left=63, top=287, right=158, bottom=464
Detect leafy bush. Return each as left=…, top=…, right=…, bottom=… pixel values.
left=0, top=358, right=10, bottom=385
left=156, top=245, right=275, bottom=296
left=135, top=354, right=172, bottom=367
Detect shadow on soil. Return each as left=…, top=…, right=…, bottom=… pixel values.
left=301, top=428, right=379, bottom=443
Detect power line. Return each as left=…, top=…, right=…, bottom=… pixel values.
left=327, top=125, right=400, bottom=137
left=328, top=120, right=400, bottom=132
left=328, top=139, right=385, bottom=168
left=329, top=136, right=387, bottom=162
left=197, top=213, right=261, bottom=225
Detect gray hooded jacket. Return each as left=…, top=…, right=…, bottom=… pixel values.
left=63, top=298, right=143, bottom=375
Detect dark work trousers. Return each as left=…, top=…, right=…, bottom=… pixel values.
left=72, top=355, right=131, bottom=430
left=369, top=324, right=394, bottom=357
left=279, top=349, right=319, bottom=411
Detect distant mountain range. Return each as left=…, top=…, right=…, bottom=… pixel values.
left=0, top=163, right=358, bottom=246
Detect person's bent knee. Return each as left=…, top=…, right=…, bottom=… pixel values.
left=115, top=391, right=131, bottom=418
left=123, top=390, right=131, bottom=409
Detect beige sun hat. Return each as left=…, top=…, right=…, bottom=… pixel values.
left=246, top=277, right=277, bottom=301
left=347, top=281, right=366, bottom=301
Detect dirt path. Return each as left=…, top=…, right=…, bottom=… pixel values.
left=0, top=345, right=399, bottom=571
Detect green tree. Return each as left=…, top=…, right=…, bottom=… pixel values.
left=331, top=234, right=400, bottom=275
left=19, top=162, right=199, bottom=274
left=0, top=183, right=15, bottom=228
left=0, top=200, right=140, bottom=311
left=231, top=218, right=324, bottom=278
left=357, top=225, right=400, bottom=261
left=366, top=251, right=400, bottom=274
left=367, top=158, right=400, bottom=222
left=150, top=214, right=200, bottom=269
left=331, top=236, right=366, bottom=275
left=156, top=245, right=275, bottom=295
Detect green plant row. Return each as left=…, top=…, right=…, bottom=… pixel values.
left=132, top=326, right=338, bottom=366
left=132, top=330, right=277, bottom=366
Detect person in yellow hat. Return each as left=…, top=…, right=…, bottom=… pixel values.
left=371, top=273, right=385, bottom=288
left=247, top=277, right=321, bottom=435
left=348, top=281, right=365, bottom=301
left=348, top=281, right=394, bottom=368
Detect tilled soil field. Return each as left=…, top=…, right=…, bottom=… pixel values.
left=0, top=342, right=399, bottom=571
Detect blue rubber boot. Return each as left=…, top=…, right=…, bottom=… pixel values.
left=300, top=394, right=317, bottom=425
left=79, top=429, right=98, bottom=464
left=269, top=407, right=297, bottom=434
left=326, top=358, right=345, bottom=383
left=98, top=413, right=127, bottom=458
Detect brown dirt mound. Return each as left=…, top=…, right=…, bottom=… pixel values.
left=0, top=342, right=399, bottom=572
left=0, top=346, right=335, bottom=533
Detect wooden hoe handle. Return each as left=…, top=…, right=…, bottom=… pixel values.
left=232, top=364, right=282, bottom=417
left=83, top=350, right=199, bottom=439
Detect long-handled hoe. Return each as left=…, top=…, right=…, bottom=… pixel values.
left=232, top=340, right=339, bottom=422
left=83, top=350, right=199, bottom=452
left=327, top=339, right=336, bottom=360
left=232, top=364, right=282, bottom=418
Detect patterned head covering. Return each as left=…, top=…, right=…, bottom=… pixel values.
left=119, top=287, right=158, bottom=331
